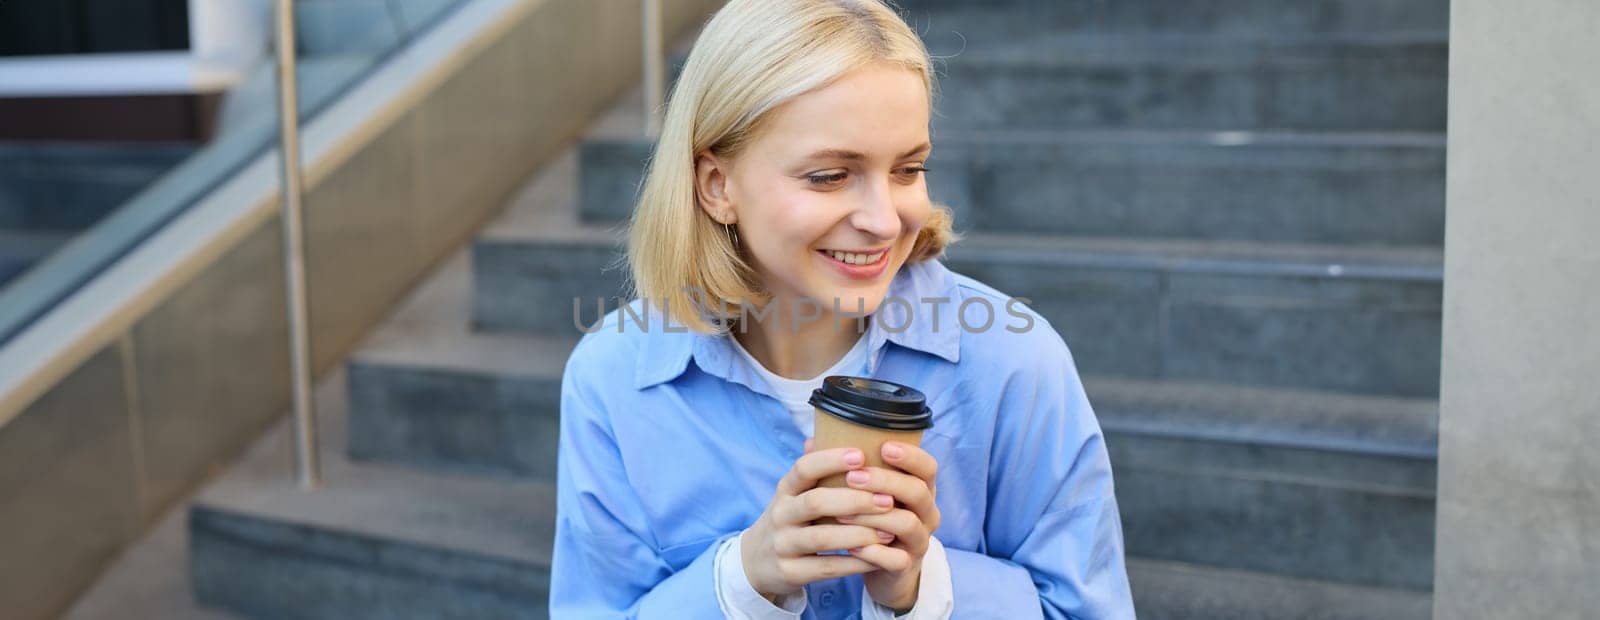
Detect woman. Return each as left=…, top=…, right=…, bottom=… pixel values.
left=551, top=1, right=1134, bottom=617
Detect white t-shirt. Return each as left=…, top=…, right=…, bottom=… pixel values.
left=728, top=331, right=870, bottom=438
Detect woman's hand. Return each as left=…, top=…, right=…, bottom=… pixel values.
left=741, top=446, right=899, bottom=600
left=836, top=441, right=941, bottom=613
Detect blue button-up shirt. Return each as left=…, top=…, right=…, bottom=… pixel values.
left=551, top=258, right=1135, bottom=618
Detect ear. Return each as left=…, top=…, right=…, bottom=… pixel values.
left=694, top=151, right=737, bottom=225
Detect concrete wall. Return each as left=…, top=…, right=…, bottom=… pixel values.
left=0, top=1, right=722, bottom=618
left=1434, top=1, right=1600, bottom=617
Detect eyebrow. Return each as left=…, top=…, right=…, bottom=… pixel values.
left=802, top=142, right=932, bottom=161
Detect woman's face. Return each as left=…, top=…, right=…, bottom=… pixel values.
left=698, top=62, right=932, bottom=320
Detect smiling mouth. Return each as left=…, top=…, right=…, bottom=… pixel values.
left=818, top=248, right=889, bottom=266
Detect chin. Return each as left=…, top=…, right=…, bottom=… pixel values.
left=816, top=279, right=894, bottom=317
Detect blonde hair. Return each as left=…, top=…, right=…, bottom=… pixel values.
left=624, top=0, right=959, bottom=335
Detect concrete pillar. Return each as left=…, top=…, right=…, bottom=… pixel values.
left=1434, top=1, right=1600, bottom=617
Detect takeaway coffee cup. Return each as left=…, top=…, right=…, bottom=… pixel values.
left=809, top=376, right=933, bottom=523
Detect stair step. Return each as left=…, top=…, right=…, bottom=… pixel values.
left=931, top=33, right=1447, bottom=131
left=188, top=367, right=555, bottom=620
left=946, top=233, right=1442, bottom=397
left=663, top=32, right=1446, bottom=132
left=1097, top=378, right=1436, bottom=588
left=1127, top=557, right=1430, bottom=619
left=893, top=0, right=1449, bottom=37
left=0, top=142, right=194, bottom=231
left=579, top=131, right=1446, bottom=245
left=475, top=221, right=1442, bottom=397
left=347, top=249, right=576, bottom=480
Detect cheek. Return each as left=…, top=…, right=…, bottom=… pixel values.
left=762, top=192, right=840, bottom=247
left=898, top=200, right=933, bottom=244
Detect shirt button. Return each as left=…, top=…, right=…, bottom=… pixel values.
left=819, top=590, right=836, bottom=607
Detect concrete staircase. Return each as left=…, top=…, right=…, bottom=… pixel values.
left=190, top=0, right=1445, bottom=617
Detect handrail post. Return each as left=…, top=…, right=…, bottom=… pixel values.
left=642, top=0, right=664, bottom=138
left=274, top=0, right=320, bottom=489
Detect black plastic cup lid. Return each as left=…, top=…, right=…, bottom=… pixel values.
left=809, top=376, right=932, bottom=432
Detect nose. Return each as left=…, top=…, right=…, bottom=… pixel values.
left=850, top=175, right=901, bottom=240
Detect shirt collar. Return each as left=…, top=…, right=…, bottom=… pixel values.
left=632, top=258, right=963, bottom=390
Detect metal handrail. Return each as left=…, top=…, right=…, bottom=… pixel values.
left=274, top=0, right=320, bottom=489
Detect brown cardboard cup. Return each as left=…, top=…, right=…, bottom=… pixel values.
left=808, top=376, right=932, bottom=524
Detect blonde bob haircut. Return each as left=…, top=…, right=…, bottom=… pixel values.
left=624, top=0, right=959, bottom=335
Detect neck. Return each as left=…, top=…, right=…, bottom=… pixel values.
left=733, top=296, right=867, bottom=380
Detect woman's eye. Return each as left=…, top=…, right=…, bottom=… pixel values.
left=896, top=165, right=929, bottom=179
left=807, top=171, right=849, bottom=186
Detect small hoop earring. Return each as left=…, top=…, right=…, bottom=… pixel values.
left=724, top=222, right=740, bottom=248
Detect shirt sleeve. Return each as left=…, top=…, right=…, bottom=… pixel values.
left=973, top=330, right=1137, bottom=619
left=859, top=535, right=954, bottom=620
left=550, top=339, right=731, bottom=618
left=715, top=531, right=808, bottom=618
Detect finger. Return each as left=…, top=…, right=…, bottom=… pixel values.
left=778, top=447, right=866, bottom=496
left=803, top=438, right=814, bottom=454
left=881, top=441, right=938, bottom=488
left=844, top=467, right=939, bottom=530
left=773, top=524, right=887, bottom=556
left=847, top=544, right=915, bottom=573
left=780, top=487, right=895, bottom=525
left=778, top=554, right=879, bottom=584
left=837, top=510, right=928, bottom=556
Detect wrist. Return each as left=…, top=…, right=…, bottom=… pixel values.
left=882, top=567, right=922, bottom=613
left=739, top=526, right=794, bottom=600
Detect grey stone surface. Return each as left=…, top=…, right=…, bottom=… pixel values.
left=0, top=142, right=193, bottom=231
left=893, top=0, right=1450, bottom=36
left=472, top=237, right=628, bottom=334
left=579, top=133, right=1447, bottom=245
left=576, top=139, right=652, bottom=224
left=192, top=506, right=551, bottom=620
left=188, top=365, right=556, bottom=620
left=63, top=492, right=238, bottom=620
left=1434, top=0, right=1600, bottom=616
left=945, top=235, right=1443, bottom=396
left=0, top=346, right=140, bottom=620
left=933, top=35, right=1448, bottom=131
left=347, top=360, right=562, bottom=479
left=1117, top=465, right=1435, bottom=589
left=1127, top=558, right=1431, bottom=619
left=346, top=247, right=575, bottom=479
left=1092, top=378, right=1438, bottom=589
left=1089, top=376, right=1438, bottom=468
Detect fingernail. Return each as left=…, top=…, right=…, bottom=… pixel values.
left=873, top=493, right=893, bottom=507
left=844, top=450, right=864, bottom=466
left=847, top=470, right=870, bottom=485
left=837, top=515, right=854, bottom=523
left=883, top=442, right=905, bottom=459
left=878, top=530, right=894, bottom=542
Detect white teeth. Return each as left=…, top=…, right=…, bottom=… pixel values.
left=826, top=250, right=884, bottom=265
